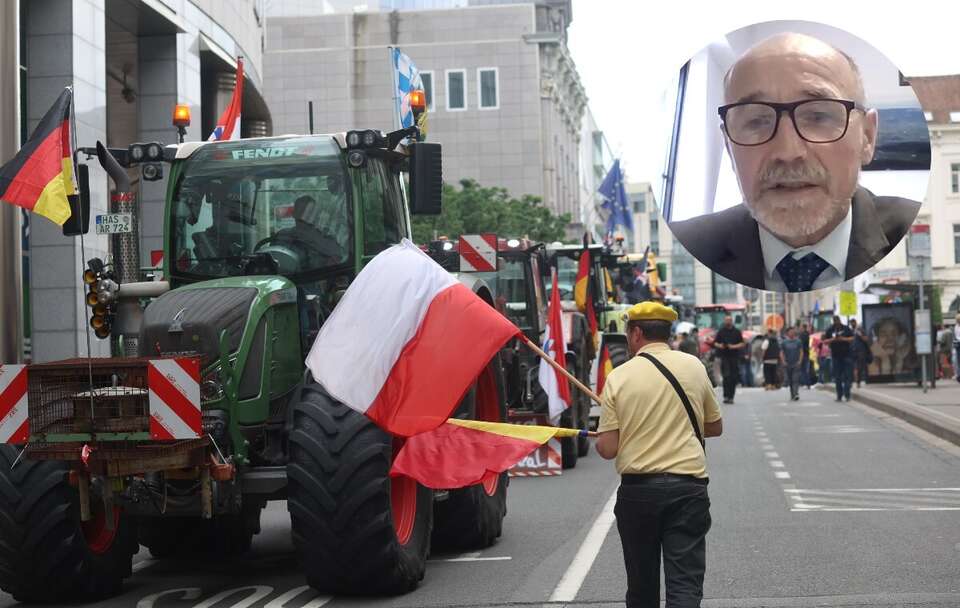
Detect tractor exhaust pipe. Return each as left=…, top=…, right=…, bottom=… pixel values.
left=95, top=142, right=141, bottom=356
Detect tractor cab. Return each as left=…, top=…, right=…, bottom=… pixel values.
left=164, top=132, right=436, bottom=356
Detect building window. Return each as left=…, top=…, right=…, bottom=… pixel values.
left=420, top=71, right=434, bottom=111
left=952, top=163, right=960, bottom=194
left=446, top=69, right=466, bottom=111
left=712, top=273, right=738, bottom=304
left=954, top=224, right=960, bottom=264
left=477, top=68, right=499, bottom=109
left=650, top=217, right=659, bottom=255
left=632, top=192, right=646, bottom=214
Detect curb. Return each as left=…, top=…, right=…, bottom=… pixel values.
left=827, top=386, right=960, bottom=447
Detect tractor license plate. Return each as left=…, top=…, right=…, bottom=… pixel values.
left=95, top=213, right=132, bottom=234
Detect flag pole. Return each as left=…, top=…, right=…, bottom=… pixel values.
left=518, top=334, right=603, bottom=405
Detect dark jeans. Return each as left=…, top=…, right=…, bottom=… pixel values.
left=615, top=476, right=711, bottom=608
left=785, top=364, right=800, bottom=399
left=720, top=356, right=738, bottom=400
left=833, top=356, right=852, bottom=400
left=762, top=363, right=778, bottom=386
left=853, top=355, right=868, bottom=386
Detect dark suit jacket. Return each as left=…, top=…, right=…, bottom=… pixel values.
left=669, top=186, right=920, bottom=290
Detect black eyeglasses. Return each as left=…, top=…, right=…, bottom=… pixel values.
left=718, top=99, right=865, bottom=146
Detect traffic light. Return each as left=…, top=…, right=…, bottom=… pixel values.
left=83, top=258, right=118, bottom=339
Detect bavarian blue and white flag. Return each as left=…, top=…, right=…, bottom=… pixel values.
left=392, top=47, right=423, bottom=129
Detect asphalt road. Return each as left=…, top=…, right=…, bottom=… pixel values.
left=2, top=385, right=959, bottom=607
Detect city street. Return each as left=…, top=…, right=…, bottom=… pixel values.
left=3, top=386, right=958, bottom=608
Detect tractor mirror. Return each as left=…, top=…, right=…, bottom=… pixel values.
left=62, top=163, right=90, bottom=236
left=409, top=143, right=442, bottom=215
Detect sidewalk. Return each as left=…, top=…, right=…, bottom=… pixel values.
left=842, top=380, right=960, bottom=446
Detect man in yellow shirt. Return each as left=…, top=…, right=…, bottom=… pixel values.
left=597, top=301, right=723, bottom=608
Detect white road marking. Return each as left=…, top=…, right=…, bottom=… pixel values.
left=264, top=586, right=331, bottom=607
left=769, top=460, right=785, bottom=468
left=192, top=586, right=273, bottom=608
left=433, top=556, right=513, bottom=562
left=549, top=486, right=618, bottom=602
left=137, top=588, right=202, bottom=608
left=764, top=451, right=779, bottom=458
left=775, top=471, right=791, bottom=479
left=132, top=559, right=156, bottom=572
left=754, top=432, right=768, bottom=437
left=793, top=507, right=960, bottom=512
left=801, top=425, right=880, bottom=434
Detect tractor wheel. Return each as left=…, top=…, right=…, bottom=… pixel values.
left=0, top=446, right=138, bottom=603
left=432, top=358, right=509, bottom=551
left=287, top=382, right=432, bottom=595
left=560, top=407, right=579, bottom=470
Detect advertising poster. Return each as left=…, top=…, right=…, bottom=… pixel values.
left=862, top=303, right=919, bottom=383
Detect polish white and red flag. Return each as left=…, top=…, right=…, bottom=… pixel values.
left=540, top=268, right=570, bottom=423
left=305, top=239, right=520, bottom=437
left=208, top=57, right=244, bottom=141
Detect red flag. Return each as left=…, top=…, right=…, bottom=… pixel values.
left=306, top=240, right=521, bottom=437
left=391, top=419, right=583, bottom=489
left=208, top=57, right=244, bottom=141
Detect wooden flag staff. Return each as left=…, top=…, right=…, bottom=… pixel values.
left=518, top=334, right=604, bottom=407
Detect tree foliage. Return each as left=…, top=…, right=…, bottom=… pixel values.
left=411, top=178, right=571, bottom=244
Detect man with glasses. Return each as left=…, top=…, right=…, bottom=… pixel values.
left=671, top=33, right=919, bottom=292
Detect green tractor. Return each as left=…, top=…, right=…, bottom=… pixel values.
left=0, top=130, right=509, bottom=602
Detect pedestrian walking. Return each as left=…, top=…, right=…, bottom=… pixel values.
left=817, top=336, right=832, bottom=385
left=823, top=316, right=854, bottom=401
left=849, top=319, right=871, bottom=387
left=780, top=327, right=803, bottom=400
left=596, top=301, right=722, bottom=608
left=678, top=331, right=699, bottom=357
left=761, top=329, right=781, bottom=390
left=953, top=314, right=960, bottom=382
left=713, top=315, right=745, bottom=404
left=798, top=323, right=812, bottom=388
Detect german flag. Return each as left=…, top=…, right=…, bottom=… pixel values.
left=0, top=88, right=74, bottom=225
left=596, top=341, right=613, bottom=395
left=574, top=234, right=599, bottom=351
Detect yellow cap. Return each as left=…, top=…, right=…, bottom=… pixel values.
left=625, top=301, right=678, bottom=323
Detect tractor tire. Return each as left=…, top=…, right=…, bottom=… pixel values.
left=287, top=382, right=433, bottom=595
left=560, top=407, right=579, bottom=470
left=0, top=446, right=138, bottom=603
left=433, top=359, right=509, bottom=551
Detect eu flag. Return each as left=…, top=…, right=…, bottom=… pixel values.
left=598, top=159, right=632, bottom=234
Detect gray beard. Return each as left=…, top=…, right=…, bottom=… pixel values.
left=744, top=195, right=850, bottom=243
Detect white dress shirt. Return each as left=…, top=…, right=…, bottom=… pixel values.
left=759, top=205, right=853, bottom=291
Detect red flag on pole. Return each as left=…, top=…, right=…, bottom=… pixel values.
left=208, top=57, right=244, bottom=141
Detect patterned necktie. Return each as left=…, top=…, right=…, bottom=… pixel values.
left=775, top=252, right=831, bottom=292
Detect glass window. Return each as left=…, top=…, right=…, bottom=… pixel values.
left=356, top=158, right=404, bottom=256
left=952, top=163, right=960, bottom=194
left=420, top=71, right=434, bottom=111
left=954, top=224, right=960, bottom=264
left=170, top=136, right=350, bottom=279
left=478, top=68, right=499, bottom=109
left=446, top=69, right=466, bottom=110
left=712, top=273, right=738, bottom=304
left=632, top=192, right=645, bottom=213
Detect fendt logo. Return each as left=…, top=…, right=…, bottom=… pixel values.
left=231, top=147, right=297, bottom=160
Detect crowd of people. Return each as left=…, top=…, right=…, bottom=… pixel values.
left=669, top=315, right=885, bottom=403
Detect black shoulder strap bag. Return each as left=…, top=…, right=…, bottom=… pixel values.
left=636, top=353, right=705, bottom=450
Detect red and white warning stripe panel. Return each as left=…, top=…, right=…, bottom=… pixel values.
left=459, top=233, right=498, bottom=272
left=147, top=358, right=201, bottom=440
left=0, top=365, right=29, bottom=444
left=508, top=437, right=562, bottom=477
